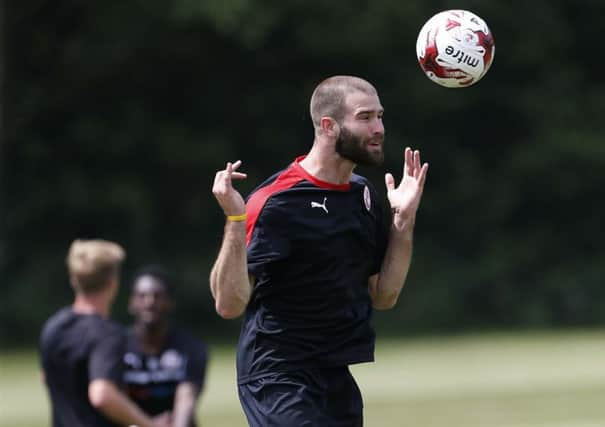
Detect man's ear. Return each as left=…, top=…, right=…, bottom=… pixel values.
left=320, top=116, right=340, bottom=138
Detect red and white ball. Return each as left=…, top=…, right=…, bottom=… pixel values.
left=416, top=10, right=495, bottom=88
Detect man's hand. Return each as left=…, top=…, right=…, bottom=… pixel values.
left=212, top=160, right=248, bottom=216
left=385, top=147, right=429, bottom=232
left=152, top=411, right=172, bottom=427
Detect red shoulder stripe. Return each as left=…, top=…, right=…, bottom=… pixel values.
left=245, top=165, right=304, bottom=246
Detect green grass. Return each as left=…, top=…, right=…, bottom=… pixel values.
left=3, top=330, right=605, bottom=426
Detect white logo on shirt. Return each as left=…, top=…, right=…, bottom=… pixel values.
left=311, top=197, right=328, bottom=213
left=160, top=349, right=183, bottom=370
left=123, top=352, right=142, bottom=369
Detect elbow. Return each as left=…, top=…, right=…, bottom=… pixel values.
left=213, top=282, right=250, bottom=319
left=215, top=299, right=245, bottom=319
left=88, top=379, right=113, bottom=410
left=372, top=295, right=399, bottom=310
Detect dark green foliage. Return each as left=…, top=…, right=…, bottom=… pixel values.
left=2, top=0, right=604, bottom=345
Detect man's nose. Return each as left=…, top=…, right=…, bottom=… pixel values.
left=372, top=118, right=385, bottom=135
left=142, top=294, right=157, bottom=306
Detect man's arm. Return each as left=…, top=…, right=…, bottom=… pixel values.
left=210, top=220, right=252, bottom=319
left=89, top=379, right=168, bottom=427
left=171, top=382, right=200, bottom=427
left=369, top=147, right=428, bottom=310
left=210, top=160, right=252, bottom=319
left=368, top=224, right=414, bottom=309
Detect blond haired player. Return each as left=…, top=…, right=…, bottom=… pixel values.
left=40, top=239, right=169, bottom=427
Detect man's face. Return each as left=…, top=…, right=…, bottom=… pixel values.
left=129, top=275, right=172, bottom=327
left=335, top=91, right=385, bottom=167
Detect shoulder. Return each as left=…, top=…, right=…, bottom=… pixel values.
left=350, top=173, right=382, bottom=201
left=93, top=316, right=124, bottom=336
left=88, top=319, right=126, bottom=357
left=246, top=169, right=286, bottom=201
left=245, top=161, right=308, bottom=243
left=350, top=173, right=386, bottom=217
left=83, top=317, right=125, bottom=353
left=42, top=306, right=72, bottom=330
left=40, top=307, right=72, bottom=343
left=246, top=161, right=308, bottom=211
left=350, top=173, right=374, bottom=189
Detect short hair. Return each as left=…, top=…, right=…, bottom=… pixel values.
left=309, top=76, right=377, bottom=128
left=131, top=264, right=173, bottom=296
left=67, top=239, right=125, bottom=294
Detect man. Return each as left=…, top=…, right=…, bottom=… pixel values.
left=123, top=265, right=208, bottom=427
left=40, top=239, right=169, bottom=427
left=210, top=75, right=429, bottom=426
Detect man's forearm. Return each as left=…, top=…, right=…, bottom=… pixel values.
left=172, top=382, right=199, bottom=427
left=210, top=220, right=251, bottom=319
left=89, top=379, right=156, bottom=427
left=369, top=225, right=414, bottom=310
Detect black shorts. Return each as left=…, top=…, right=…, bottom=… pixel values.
left=238, top=366, right=363, bottom=427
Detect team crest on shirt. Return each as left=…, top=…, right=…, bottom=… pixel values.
left=160, top=349, right=184, bottom=370
left=363, top=186, right=371, bottom=211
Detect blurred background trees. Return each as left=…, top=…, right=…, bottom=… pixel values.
left=2, top=0, right=604, bottom=346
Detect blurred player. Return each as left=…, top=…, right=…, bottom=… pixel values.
left=210, top=75, right=429, bottom=426
left=122, top=265, right=208, bottom=427
left=40, top=239, right=169, bottom=427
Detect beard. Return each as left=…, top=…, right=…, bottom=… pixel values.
left=335, top=126, right=384, bottom=167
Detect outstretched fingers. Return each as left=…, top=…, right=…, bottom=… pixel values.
left=402, top=147, right=426, bottom=180
left=402, top=147, right=412, bottom=178
left=212, top=159, right=248, bottom=217
left=213, top=160, right=246, bottom=194
left=228, top=160, right=247, bottom=180
left=387, top=148, right=429, bottom=193
left=413, top=150, right=422, bottom=178
left=226, top=161, right=233, bottom=180
left=418, top=162, right=429, bottom=189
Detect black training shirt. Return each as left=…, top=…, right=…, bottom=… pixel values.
left=40, top=307, right=125, bottom=427
left=122, top=327, right=208, bottom=418
left=237, top=157, right=388, bottom=383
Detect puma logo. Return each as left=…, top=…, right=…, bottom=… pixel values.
left=311, top=197, right=328, bottom=213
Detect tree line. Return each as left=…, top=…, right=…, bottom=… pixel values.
left=2, top=0, right=605, bottom=345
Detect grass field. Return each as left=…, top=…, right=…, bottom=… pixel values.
left=2, top=330, right=605, bottom=426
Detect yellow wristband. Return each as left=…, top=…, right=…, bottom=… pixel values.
left=227, top=213, right=247, bottom=222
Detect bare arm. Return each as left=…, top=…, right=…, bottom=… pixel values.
left=210, top=160, right=252, bottom=319
left=369, top=147, right=428, bottom=309
left=171, top=382, right=200, bottom=427
left=89, top=379, right=167, bottom=427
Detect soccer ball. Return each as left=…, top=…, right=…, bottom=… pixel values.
left=416, top=10, right=495, bottom=88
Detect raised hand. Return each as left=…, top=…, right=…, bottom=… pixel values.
left=384, top=147, right=429, bottom=231
left=212, top=160, right=248, bottom=216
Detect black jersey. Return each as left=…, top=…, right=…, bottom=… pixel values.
left=122, top=327, right=208, bottom=417
left=237, top=156, right=389, bottom=383
left=39, top=307, right=125, bottom=427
